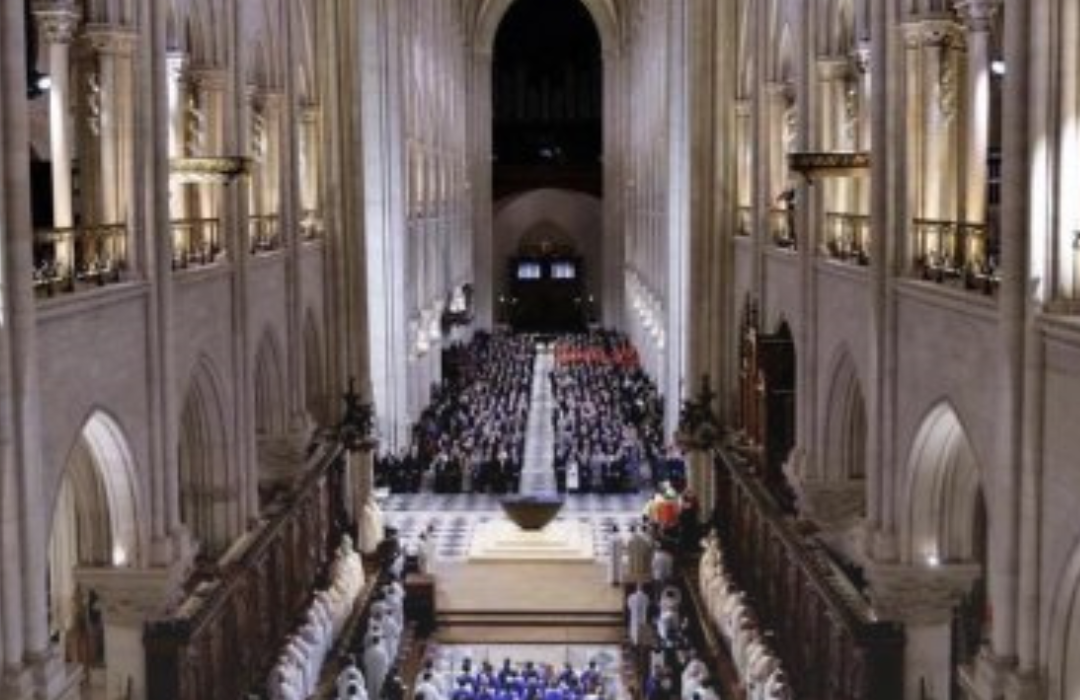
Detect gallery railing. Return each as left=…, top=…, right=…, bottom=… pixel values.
left=33, top=224, right=127, bottom=298
left=912, top=218, right=999, bottom=295
left=248, top=214, right=281, bottom=254
left=171, top=218, right=223, bottom=271
left=824, top=213, right=871, bottom=266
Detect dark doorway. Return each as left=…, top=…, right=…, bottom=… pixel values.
left=506, top=251, right=587, bottom=333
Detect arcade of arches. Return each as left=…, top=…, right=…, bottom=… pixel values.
left=0, top=0, right=1079, bottom=699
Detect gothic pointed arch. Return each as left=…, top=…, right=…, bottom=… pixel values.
left=903, top=402, right=986, bottom=564
left=47, top=410, right=142, bottom=663
left=1046, top=536, right=1080, bottom=699
left=178, top=354, right=236, bottom=556
left=473, top=0, right=617, bottom=54
left=822, top=345, right=866, bottom=483
left=253, top=328, right=287, bottom=438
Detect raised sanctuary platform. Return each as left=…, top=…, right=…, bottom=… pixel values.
left=467, top=519, right=594, bottom=562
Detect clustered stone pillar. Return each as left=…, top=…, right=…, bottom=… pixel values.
left=958, top=0, right=999, bottom=226
left=35, top=4, right=80, bottom=278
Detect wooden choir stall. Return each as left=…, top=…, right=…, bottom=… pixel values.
left=144, top=443, right=350, bottom=700
left=736, top=300, right=797, bottom=510
left=710, top=449, right=904, bottom=700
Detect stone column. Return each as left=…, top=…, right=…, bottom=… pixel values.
left=918, top=21, right=963, bottom=222
left=957, top=0, right=1000, bottom=224
left=468, top=51, right=494, bottom=328
left=818, top=58, right=850, bottom=223
left=35, top=4, right=80, bottom=279
left=81, top=26, right=137, bottom=227
left=868, top=563, right=982, bottom=700
left=74, top=568, right=182, bottom=700
left=188, top=67, right=228, bottom=224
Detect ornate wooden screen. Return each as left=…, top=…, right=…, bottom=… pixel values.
left=711, top=449, right=904, bottom=700
left=145, top=443, right=349, bottom=700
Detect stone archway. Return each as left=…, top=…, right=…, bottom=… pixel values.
left=904, top=403, right=985, bottom=565
left=47, top=410, right=141, bottom=675
left=178, top=356, right=235, bottom=556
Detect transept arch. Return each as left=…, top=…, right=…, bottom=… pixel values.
left=177, top=355, right=235, bottom=556
left=472, top=0, right=617, bottom=54
left=47, top=410, right=141, bottom=665
left=821, top=346, right=866, bottom=483
left=903, top=402, right=986, bottom=565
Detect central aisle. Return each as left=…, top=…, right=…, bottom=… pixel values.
left=518, top=343, right=557, bottom=494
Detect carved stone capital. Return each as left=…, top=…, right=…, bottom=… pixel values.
left=34, top=5, right=81, bottom=45
left=793, top=478, right=867, bottom=529
left=81, top=25, right=138, bottom=56
left=188, top=66, right=229, bottom=92
left=74, top=565, right=188, bottom=627
left=866, top=562, right=981, bottom=625
left=763, top=80, right=795, bottom=103
left=816, top=56, right=851, bottom=82
left=955, top=0, right=1001, bottom=33
left=901, top=18, right=964, bottom=51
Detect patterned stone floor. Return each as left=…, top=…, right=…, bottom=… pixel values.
left=382, top=493, right=647, bottom=562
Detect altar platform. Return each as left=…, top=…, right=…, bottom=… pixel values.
left=467, top=519, right=595, bottom=562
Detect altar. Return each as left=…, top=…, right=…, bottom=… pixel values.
left=467, top=519, right=595, bottom=562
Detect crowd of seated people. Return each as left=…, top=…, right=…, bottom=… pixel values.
left=410, top=654, right=617, bottom=700
left=550, top=331, right=664, bottom=494
left=375, top=332, right=534, bottom=494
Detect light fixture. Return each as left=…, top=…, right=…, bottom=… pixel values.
left=991, top=60, right=1006, bottom=77
left=925, top=552, right=940, bottom=568
left=35, top=74, right=51, bottom=91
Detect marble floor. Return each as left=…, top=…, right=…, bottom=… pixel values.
left=381, top=493, right=646, bottom=562
left=384, top=342, right=649, bottom=563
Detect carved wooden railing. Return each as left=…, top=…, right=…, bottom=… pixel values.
left=912, top=218, right=999, bottom=295
left=824, top=213, right=871, bottom=266
left=33, top=224, right=127, bottom=298
left=711, top=449, right=905, bottom=700
left=145, top=442, right=349, bottom=700
left=171, top=218, right=224, bottom=271
left=248, top=214, right=281, bottom=254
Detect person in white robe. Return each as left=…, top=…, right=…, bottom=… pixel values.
left=337, top=657, right=368, bottom=700
left=607, top=525, right=624, bottom=586
left=626, top=585, right=650, bottom=646
left=363, top=635, right=390, bottom=700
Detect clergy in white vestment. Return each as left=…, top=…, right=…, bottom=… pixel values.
left=626, top=585, right=650, bottom=646
left=363, top=635, right=390, bottom=700
left=607, top=525, right=624, bottom=586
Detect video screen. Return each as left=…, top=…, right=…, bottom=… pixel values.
left=551, top=261, right=576, bottom=279
left=517, top=261, right=542, bottom=280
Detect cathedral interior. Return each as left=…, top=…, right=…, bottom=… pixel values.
left=0, top=0, right=1078, bottom=699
